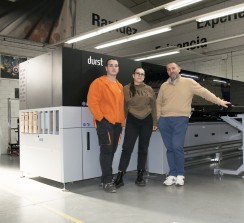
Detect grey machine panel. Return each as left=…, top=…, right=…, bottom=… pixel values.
left=19, top=53, right=52, bottom=110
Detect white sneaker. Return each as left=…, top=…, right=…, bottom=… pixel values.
left=175, top=175, right=185, bottom=186
left=163, top=176, right=176, bottom=186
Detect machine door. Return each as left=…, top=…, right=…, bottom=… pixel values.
left=148, top=131, right=169, bottom=175
left=185, top=123, right=220, bottom=147
left=82, top=128, right=101, bottom=179
left=113, top=130, right=138, bottom=173
left=218, top=123, right=242, bottom=142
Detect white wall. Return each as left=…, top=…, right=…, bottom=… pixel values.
left=0, top=79, right=19, bottom=154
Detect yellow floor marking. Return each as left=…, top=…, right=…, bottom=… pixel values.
left=0, top=185, right=85, bottom=223
left=40, top=204, right=85, bottom=223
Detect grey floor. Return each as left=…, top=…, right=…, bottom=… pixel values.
left=1, top=155, right=244, bottom=223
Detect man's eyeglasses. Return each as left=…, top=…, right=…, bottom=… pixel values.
left=135, top=72, right=145, bottom=76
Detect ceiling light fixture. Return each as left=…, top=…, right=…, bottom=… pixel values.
left=164, top=0, right=202, bottom=11
left=134, top=50, right=180, bottom=61
left=65, top=16, right=141, bottom=44
left=95, top=26, right=171, bottom=49
left=213, top=79, right=227, bottom=84
left=181, top=73, right=199, bottom=79
left=96, top=39, right=129, bottom=49
left=196, top=3, right=244, bottom=22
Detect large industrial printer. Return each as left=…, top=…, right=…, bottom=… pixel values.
left=19, top=47, right=244, bottom=187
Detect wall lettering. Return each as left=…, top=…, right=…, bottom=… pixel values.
left=87, top=56, right=103, bottom=66
left=92, top=13, right=138, bottom=35
left=197, top=12, right=244, bottom=29
left=167, top=36, right=208, bottom=50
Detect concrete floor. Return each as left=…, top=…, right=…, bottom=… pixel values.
left=0, top=154, right=244, bottom=223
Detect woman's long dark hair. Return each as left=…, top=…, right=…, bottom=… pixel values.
left=130, top=67, right=144, bottom=97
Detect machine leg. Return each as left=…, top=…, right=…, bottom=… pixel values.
left=214, top=169, right=223, bottom=176
left=62, top=183, right=67, bottom=191
left=20, top=171, right=25, bottom=178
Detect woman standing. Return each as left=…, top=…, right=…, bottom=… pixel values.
left=113, top=67, right=157, bottom=187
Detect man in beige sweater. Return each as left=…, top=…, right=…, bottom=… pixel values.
left=157, top=62, right=230, bottom=186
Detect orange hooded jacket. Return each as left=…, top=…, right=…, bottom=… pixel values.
left=87, top=75, right=125, bottom=126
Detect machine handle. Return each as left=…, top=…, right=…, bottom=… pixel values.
left=87, top=132, right=90, bottom=150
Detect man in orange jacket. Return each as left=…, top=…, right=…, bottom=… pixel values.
left=87, top=58, right=124, bottom=193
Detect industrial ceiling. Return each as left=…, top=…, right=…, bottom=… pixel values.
left=0, top=0, right=244, bottom=65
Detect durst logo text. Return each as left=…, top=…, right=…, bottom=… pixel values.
left=87, top=56, right=103, bottom=66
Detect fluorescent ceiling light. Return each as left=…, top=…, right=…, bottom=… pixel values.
left=66, top=32, right=99, bottom=44
left=96, top=39, right=129, bottom=49
left=129, top=27, right=171, bottom=40
left=181, top=73, right=199, bottom=79
left=213, top=79, right=227, bottom=84
left=98, top=17, right=141, bottom=33
left=196, top=3, right=244, bottom=22
left=134, top=50, right=180, bottom=61
left=66, top=16, right=141, bottom=44
left=95, top=26, right=171, bottom=49
left=164, top=0, right=202, bottom=11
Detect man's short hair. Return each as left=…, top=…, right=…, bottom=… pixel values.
left=167, top=62, right=180, bottom=68
left=105, top=58, right=118, bottom=66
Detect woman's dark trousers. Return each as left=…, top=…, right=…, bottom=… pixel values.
left=119, top=113, right=153, bottom=172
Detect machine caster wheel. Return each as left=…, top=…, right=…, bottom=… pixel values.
left=7, top=147, right=11, bottom=155
left=218, top=170, right=223, bottom=177
left=214, top=169, right=223, bottom=176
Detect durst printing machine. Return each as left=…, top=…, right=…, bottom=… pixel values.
left=19, top=47, right=244, bottom=187
left=19, top=48, right=141, bottom=187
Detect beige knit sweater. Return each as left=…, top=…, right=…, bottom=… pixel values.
left=156, top=76, right=223, bottom=119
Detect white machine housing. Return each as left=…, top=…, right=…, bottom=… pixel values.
left=20, top=107, right=138, bottom=184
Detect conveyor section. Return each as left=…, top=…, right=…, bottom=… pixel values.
left=214, top=113, right=244, bottom=176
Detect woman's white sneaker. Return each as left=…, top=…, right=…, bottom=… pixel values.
left=163, top=176, right=176, bottom=186
left=175, top=175, right=185, bottom=186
